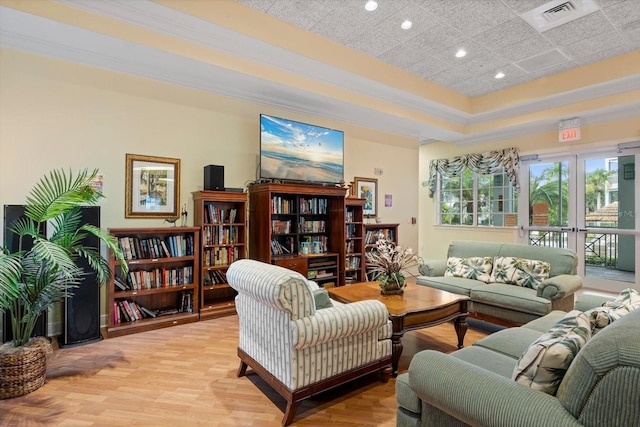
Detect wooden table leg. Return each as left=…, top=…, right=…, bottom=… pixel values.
left=391, top=317, right=404, bottom=377
left=454, top=315, right=468, bottom=349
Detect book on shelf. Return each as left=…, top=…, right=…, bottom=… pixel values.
left=204, top=269, right=227, bottom=285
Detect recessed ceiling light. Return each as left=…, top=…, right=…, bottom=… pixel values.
left=401, top=20, right=412, bottom=30
left=455, top=48, right=467, bottom=58
left=364, top=1, right=378, bottom=11
left=495, top=71, right=506, bottom=79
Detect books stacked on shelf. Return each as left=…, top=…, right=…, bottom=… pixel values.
left=113, top=300, right=157, bottom=324
left=204, top=205, right=238, bottom=224
left=179, top=290, right=193, bottom=313
left=203, top=269, right=227, bottom=285
left=346, top=255, right=361, bottom=270
left=203, top=246, right=240, bottom=266
left=117, top=234, right=194, bottom=259
left=299, top=218, right=326, bottom=233
left=346, top=224, right=359, bottom=238
left=122, top=266, right=194, bottom=290
left=271, top=196, right=294, bottom=214
left=270, top=239, right=291, bottom=255
left=365, top=229, right=395, bottom=244
left=271, top=219, right=291, bottom=234
left=346, top=240, right=354, bottom=254
left=346, top=210, right=355, bottom=222
left=203, top=225, right=239, bottom=245
left=299, top=197, right=328, bottom=214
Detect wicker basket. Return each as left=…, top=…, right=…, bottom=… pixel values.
left=0, top=337, right=52, bottom=399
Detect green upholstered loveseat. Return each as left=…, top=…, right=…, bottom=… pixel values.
left=417, top=241, right=583, bottom=325
left=396, top=295, right=640, bottom=427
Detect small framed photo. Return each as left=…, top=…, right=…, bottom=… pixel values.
left=125, top=154, right=180, bottom=218
left=354, top=177, right=378, bottom=217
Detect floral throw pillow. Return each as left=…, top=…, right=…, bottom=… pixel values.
left=584, top=288, right=640, bottom=334
left=444, top=256, right=493, bottom=283
left=512, top=310, right=591, bottom=395
left=490, top=256, right=550, bottom=289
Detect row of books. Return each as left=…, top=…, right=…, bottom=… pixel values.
left=203, top=269, right=227, bottom=285
left=271, top=238, right=291, bottom=255
left=113, top=291, right=194, bottom=324
left=204, top=204, right=239, bottom=224
left=117, top=234, right=194, bottom=260
left=299, top=197, right=328, bottom=215
left=365, top=229, right=395, bottom=244
left=345, top=255, right=361, bottom=270
left=346, top=240, right=360, bottom=254
left=345, top=209, right=358, bottom=222
left=299, top=218, right=326, bottom=233
left=203, top=246, right=240, bottom=266
left=114, top=266, right=194, bottom=291
left=271, top=196, right=295, bottom=214
left=271, top=219, right=291, bottom=234
left=203, top=225, right=241, bottom=245
left=346, top=223, right=361, bottom=238
left=113, top=300, right=157, bottom=323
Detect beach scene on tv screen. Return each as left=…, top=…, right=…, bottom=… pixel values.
left=261, top=115, right=344, bottom=184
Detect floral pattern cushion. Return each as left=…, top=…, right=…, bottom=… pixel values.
left=490, top=256, right=550, bottom=289
left=512, top=310, right=591, bottom=395
left=584, top=288, right=640, bottom=334
left=444, top=256, right=493, bottom=283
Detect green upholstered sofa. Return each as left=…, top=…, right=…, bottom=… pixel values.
left=396, top=295, right=640, bottom=427
left=417, top=241, right=583, bottom=325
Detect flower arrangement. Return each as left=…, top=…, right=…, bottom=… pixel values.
left=366, top=236, right=418, bottom=294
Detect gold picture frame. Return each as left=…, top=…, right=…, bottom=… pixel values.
left=125, top=154, right=180, bottom=218
left=354, top=177, right=378, bottom=217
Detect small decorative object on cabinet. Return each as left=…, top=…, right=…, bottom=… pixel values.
left=107, top=227, right=200, bottom=338
left=364, top=223, right=399, bottom=281
left=192, top=190, right=247, bottom=320
left=345, top=198, right=366, bottom=283
left=248, top=182, right=346, bottom=286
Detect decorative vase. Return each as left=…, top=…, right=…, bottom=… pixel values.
left=0, top=337, right=52, bottom=400
left=378, top=272, right=406, bottom=295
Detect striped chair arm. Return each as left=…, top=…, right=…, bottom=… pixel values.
left=290, top=300, right=389, bottom=350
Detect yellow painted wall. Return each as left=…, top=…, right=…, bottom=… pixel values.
left=419, top=121, right=640, bottom=259
left=0, top=48, right=420, bottom=329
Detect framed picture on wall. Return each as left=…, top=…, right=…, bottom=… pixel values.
left=354, top=177, right=378, bottom=217
left=125, top=153, right=180, bottom=218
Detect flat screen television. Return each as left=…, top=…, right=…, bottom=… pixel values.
left=260, top=114, right=344, bottom=185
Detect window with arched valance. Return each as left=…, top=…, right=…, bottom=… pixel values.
left=427, top=147, right=520, bottom=198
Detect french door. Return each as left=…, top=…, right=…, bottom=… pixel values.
left=518, top=147, right=639, bottom=292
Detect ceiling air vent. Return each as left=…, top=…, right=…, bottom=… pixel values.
left=542, top=2, right=576, bottom=22
left=521, top=0, right=600, bottom=32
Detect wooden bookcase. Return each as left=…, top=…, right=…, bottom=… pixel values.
left=192, top=190, right=247, bottom=320
left=345, top=198, right=366, bottom=284
left=107, top=227, right=200, bottom=338
left=364, top=223, right=399, bottom=281
left=248, top=182, right=347, bottom=287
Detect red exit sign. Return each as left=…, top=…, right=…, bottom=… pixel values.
left=559, top=117, right=581, bottom=142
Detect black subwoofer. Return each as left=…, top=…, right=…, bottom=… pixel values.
left=204, top=165, right=225, bottom=191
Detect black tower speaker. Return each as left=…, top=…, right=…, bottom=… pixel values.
left=204, top=165, right=225, bottom=191
left=60, top=206, right=102, bottom=348
left=2, top=205, right=48, bottom=343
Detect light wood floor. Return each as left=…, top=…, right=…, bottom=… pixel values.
left=0, top=316, right=493, bottom=427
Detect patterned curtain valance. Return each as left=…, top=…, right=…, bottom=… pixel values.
left=428, top=147, right=519, bottom=198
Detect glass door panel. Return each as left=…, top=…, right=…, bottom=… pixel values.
left=579, top=153, right=636, bottom=288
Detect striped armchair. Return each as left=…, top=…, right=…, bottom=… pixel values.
left=227, top=259, right=393, bottom=426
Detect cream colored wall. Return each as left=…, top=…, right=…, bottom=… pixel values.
left=419, top=120, right=640, bottom=259
left=0, top=48, right=419, bottom=330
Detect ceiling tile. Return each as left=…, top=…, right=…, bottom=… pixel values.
left=405, top=22, right=466, bottom=53
left=601, top=1, right=640, bottom=28
left=411, top=0, right=471, bottom=20
left=499, top=0, right=553, bottom=15
left=377, top=43, right=426, bottom=69
left=573, top=44, right=633, bottom=65
left=474, top=17, right=540, bottom=51
left=561, top=29, right=627, bottom=58
left=543, top=11, right=612, bottom=47
left=376, top=4, right=440, bottom=43
left=495, top=35, right=556, bottom=62
left=348, top=29, right=402, bottom=57
left=526, top=61, right=577, bottom=79
left=454, top=54, right=510, bottom=76
left=407, top=55, right=455, bottom=78
left=309, top=11, right=362, bottom=44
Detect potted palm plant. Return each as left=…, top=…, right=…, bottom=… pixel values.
left=0, top=168, right=127, bottom=399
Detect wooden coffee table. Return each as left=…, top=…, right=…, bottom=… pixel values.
left=327, top=281, right=469, bottom=376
